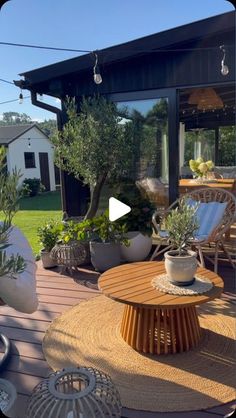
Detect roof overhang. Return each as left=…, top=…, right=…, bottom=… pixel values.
left=16, top=11, right=235, bottom=89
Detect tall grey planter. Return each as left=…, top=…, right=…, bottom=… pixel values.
left=89, top=242, right=120, bottom=272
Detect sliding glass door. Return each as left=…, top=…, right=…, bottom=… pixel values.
left=109, top=89, right=178, bottom=211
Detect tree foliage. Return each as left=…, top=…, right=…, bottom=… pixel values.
left=0, top=146, right=26, bottom=278
left=0, top=111, right=57, bottom=137
left=51, top=95, right=134, bottom=218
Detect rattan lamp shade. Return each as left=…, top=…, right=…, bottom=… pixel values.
left=188, top=88, right=204, bottom=104
left=188, top=88, right=224, bottom=110
left=27, top=367, right=122, bottom=418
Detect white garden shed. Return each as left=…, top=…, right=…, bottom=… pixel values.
left=0, top=123, right=56, bottom=191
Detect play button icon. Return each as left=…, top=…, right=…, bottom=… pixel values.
left=109, top=197, right=131, bottom=222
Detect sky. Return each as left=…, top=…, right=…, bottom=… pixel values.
left=0, top=0, right=234, bottom=121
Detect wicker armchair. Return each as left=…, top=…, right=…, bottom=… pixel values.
left=151, top=188, right=236, bottom=273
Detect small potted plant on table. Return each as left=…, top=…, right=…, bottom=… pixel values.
left=164, top=198, right=199, bottom=285
left=37, top=220, right=61, bottom=268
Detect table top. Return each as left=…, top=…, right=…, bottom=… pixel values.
left=98, top=261, right=224, bottom=309
left=179, top=178, right=236, bottom=192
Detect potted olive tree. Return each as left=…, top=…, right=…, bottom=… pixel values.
left=164, top=199, right=199, bottom=285
left=37, top=220, right=61, bottom=268
left=89, top=212, right=128, bottom=272
left=117, top=185, right=155, bottom=262
left=51, top=95, right=134, bottom=219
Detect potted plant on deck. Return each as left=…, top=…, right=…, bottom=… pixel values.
left=117, top=184, right=155, bottom=262
left=164, top=198, right=199, bottom=285
left=89, top=212, right=128, bottom=272
left=37, top=220, right=61, bottom=268
left=60, top=219, right=93, bottom=265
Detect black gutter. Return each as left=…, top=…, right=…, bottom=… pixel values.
left=30, top=91, right=66, bottom=213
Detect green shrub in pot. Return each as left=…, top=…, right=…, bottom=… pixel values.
left=60, top=219, right=94, bottom=264
left=116, top=185, right=155, bottom=261
left=89, top=211, right=128, bottom=272
left=37, top=220, right=61, bottom=268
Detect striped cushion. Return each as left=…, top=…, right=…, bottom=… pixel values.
left=187, top=199, right=227, bottom=240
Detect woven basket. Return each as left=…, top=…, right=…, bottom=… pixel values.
left=51, top=241, right=86, bottom=275
left=27, top=367, right=121, bottom=418
left=79, top=242, right=91, bottom=265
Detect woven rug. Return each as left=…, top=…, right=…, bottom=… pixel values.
left=43, top=295, right=236, bottom=413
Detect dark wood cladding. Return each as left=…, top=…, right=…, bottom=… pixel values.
left=57, top=40, right=234, bottom=100
left=17, top=11, right=235, bottom=216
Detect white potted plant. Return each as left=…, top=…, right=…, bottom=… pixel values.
left=37, top=220, right=61, bottom=268
left=164, top=198, right=199, bottom=285
left=117, top=186, right=155, bottom=262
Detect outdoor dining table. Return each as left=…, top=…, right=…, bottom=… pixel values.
left=179, top=178, right=236, bottom=195
left=98, top=261, right=223, bottom=355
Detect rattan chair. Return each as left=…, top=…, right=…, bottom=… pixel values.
left=151, top=188, right=236, bottom=273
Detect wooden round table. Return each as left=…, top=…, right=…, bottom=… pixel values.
left=98, top=262, right=224, bottom=355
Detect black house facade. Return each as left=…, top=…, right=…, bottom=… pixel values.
left=15, top=11, right=235, bottom=216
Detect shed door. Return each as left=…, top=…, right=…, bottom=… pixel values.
left=39, top=152, right=50, bottom=191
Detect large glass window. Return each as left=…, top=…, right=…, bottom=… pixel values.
left=218, top=126, right=236, bottom=166
left=98, top=97, right=169, bottom=211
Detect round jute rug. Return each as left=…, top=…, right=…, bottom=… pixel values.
left=43, top=295, right=236, bottom=413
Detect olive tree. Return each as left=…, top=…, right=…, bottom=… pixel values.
left=0, top=146, right=25, bottom=279
left=52, top=95, right=134, bottom=219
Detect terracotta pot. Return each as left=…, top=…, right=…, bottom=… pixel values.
left=120, top=231, right=152, bottom=262
left=164, top=250, right=198, bottom=285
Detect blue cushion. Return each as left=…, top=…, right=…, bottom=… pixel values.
left=186, top=199, right=227, bottom=239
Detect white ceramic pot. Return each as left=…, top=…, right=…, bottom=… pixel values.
left=0, top=225, right=38, bottom=314
left=120, top=231, right=152, bottom=262
left=41, top=250, right=57, bottom=269
left=164, top=250, right=198, bottom=285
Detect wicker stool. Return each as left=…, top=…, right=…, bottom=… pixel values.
left=27, top=367, right=122, bottom=418
left=51, top=241, right=86, bottom=275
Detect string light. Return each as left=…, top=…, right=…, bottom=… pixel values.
left=93, top=52, right=102, bottom=85
left=0, top=95, right=30, bottom=105
left=0, top=40, right=233, bottom=54
left=19, top=91, right=23, bottom=104
left=220, top=45, right=229, bottom=76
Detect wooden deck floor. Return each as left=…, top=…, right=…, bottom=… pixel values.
left=0, top=260, right=235, bottom=418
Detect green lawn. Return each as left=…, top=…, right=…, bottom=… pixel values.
left=10, top=191, right=62, bottom=255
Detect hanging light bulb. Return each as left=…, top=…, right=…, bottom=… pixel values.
left=19, top=91, right=23, bottom=104
left=220, top=45, right=229, bottom=76
left=93, top=52, right=102, bottom=84
left=28, top=138, right=31, bottom=148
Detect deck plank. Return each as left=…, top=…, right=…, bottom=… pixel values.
left=0, top=260, right=235, bottom=418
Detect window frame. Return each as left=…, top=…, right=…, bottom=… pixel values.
left=24, top=152, right=36, bottom=169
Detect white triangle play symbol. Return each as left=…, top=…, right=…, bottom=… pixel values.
left=109, top=197, right=131, bottom=222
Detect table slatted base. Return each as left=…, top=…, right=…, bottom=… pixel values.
left=120, top=305, right=201, bottom=354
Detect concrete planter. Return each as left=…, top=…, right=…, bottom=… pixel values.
left=41, top=250, right=57, bottom=269
left=90, top=241, right=120, bottom=272
left=164, top=250, right=198, bottom=285
left=120, top=231, right=152, bottom=262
